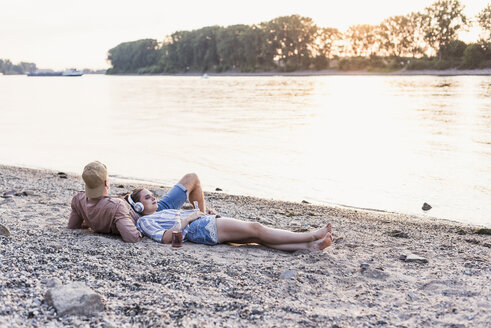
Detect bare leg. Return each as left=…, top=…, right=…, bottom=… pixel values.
left=263, top=231, right=333, bottom=251
left=216, top=218, right=332, bottom=248
left=177, top=173, right=207, bottom=212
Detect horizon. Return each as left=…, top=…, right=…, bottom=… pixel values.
left=2, top=0, right=489, bottom=70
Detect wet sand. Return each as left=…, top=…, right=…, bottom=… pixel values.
left=0, top=164, right=489, bottom=327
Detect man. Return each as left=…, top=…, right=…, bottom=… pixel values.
left=68, top=161, right=211, bottom=243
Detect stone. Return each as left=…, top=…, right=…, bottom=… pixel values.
left=386, top=230, right=409, bottom=238
left=279, top=270, right=297, bottom=280
left=215, top=188, right=223, bottom=191
left=45, top=282, right=104, bottom=316
left=152, top=189, right=166, bottom=197
left=472, top=228, right=491, bottom=235
left=361, top=268, right=389, bottom=280
left=422, top=203, right=432, bottom=211
left=400, top=254, right=428, bottom=264
left=301, top=200, right=310, bottom=204
left=0, top=224, right=10, bottom=236
left=45, top=278, right=62, bottom=288
left=2, top=190, right=16, bottom=198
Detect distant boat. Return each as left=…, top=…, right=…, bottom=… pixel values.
left=27, top=68, right=83, bottom=77
left=62, top=68, right=83, bottom=76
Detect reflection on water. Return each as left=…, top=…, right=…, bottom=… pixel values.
left=0, top=75, right=489, bottom=226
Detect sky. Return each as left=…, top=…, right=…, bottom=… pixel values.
left=1, top=0, right=489, bottom=70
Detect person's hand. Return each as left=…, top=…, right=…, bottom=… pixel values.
left=189, top=211, right=205, bottom=221
left=182, top=211, right=205, bottom=227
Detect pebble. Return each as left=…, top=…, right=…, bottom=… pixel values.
left=0, top=163, right=489, bottom=327
left=0, top=223, right=10, bottom=236
left=400, top=254, right=429, bottom=264
left=422, top=203, right=432, bottom=211
left=387, top=230, right=409, bottom=238
left=279, top=270, right=297, bottom=280
left=152, top=189, right=166, bottom=197
left=473, top=228, right=491, bottom=235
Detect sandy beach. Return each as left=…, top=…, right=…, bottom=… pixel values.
left=0, top=164, right=489, bottom=327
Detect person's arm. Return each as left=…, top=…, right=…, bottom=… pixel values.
left=181, top=211, right=205, bottom=229
left=160, top=211, right=205, bottom=244
left=114, top=205, right=142, bottom=243
left=67, top=196, right=84, bottom=229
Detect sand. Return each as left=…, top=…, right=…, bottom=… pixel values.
left=0, top=164, right=489, bottom=327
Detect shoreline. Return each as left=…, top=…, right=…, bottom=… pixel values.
left=107, top=68, right=491, bottom=77
left=0, top=164, right=490, bottom=327
left=4, top=162, right=482, bottom=229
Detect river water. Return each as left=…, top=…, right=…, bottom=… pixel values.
left=0, top=74, right=489, bottom=226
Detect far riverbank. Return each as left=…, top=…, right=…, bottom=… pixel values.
left=108, top=68, right=491, bottom=77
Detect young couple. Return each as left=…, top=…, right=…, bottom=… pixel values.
left=68, top=161, right=333, bottom=251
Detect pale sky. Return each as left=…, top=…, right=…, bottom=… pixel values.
left=1, top=0, right=489, bottom=70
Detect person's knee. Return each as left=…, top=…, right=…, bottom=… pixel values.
left=250, top=222, right=264, bottom=235
left=179, top=172, right=200, bottom=190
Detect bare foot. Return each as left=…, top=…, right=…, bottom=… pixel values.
left=310, top=223, right=333, bottom=251
left=313, top=223, right=331, bottom=240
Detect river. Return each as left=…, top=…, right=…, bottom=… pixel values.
left=0, top=74, right=489, bottom=226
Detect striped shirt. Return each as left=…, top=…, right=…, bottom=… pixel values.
left=136, top=209, right=197, bottom=243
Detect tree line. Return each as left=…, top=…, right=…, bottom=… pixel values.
left=0, top=59, right=36, bottom=75
left=107, top=0, right=491, bottom=74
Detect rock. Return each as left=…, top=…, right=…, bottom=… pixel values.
left=472, top=228, right=491, bottom=235
left=45, top=282, right=104, bottom=316
left=0, top=224, right=10, bottom=236
left=181, top=203, right=193, bottom=210
left=152, top=189, right=166, bottom=197
left=2, top=190, right=16, bottom=198
left=279, top=270, right=297, bottom=280
left=422, top=203, right=432, bottom=211
left=301, top=200, right=310, bottom=204
left=45, top=278, right=62, bottom=288
left=456, top=229, right=467, bottom=235
left=400, top=254, right=428, bottom=264
left=361, top=268, right=389, bottom=280
left=386, top=230, right=409, bottom=238
left=57, top=172, right=68, bottom=179
left=215, top=188, right=223, bottom=191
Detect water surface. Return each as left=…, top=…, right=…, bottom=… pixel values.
left=0, top=75, right=489, bottom=226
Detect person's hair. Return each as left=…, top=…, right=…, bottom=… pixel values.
left=124, top=188, right=144, bottom=206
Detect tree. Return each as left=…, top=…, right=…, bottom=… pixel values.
left=377, top=14, right=426, bottom=57
left=461, top=43, right=486, bottom=68
left=344, top=24, right=378, bottom=57
left=422, top=0, right=467, bottom=59
left=477, top=4, right=491, bottom=46
left=261, top=15, right=318, bottom=70
left=107, top=39, right=161, bottom=73
left=314, top=27, right=341, bottom=58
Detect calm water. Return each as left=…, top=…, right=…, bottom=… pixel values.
left=0, top=74, right=489, bottom=226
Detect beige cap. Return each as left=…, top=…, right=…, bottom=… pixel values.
left=82, top=161, right=107, bottom=198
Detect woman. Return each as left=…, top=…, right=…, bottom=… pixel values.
left=125, top=188, right=333, bottom=252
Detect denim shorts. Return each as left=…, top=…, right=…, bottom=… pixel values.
left=185, top=215, right=219, bottom=245
left=157, top=184, right=188, bottom=211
